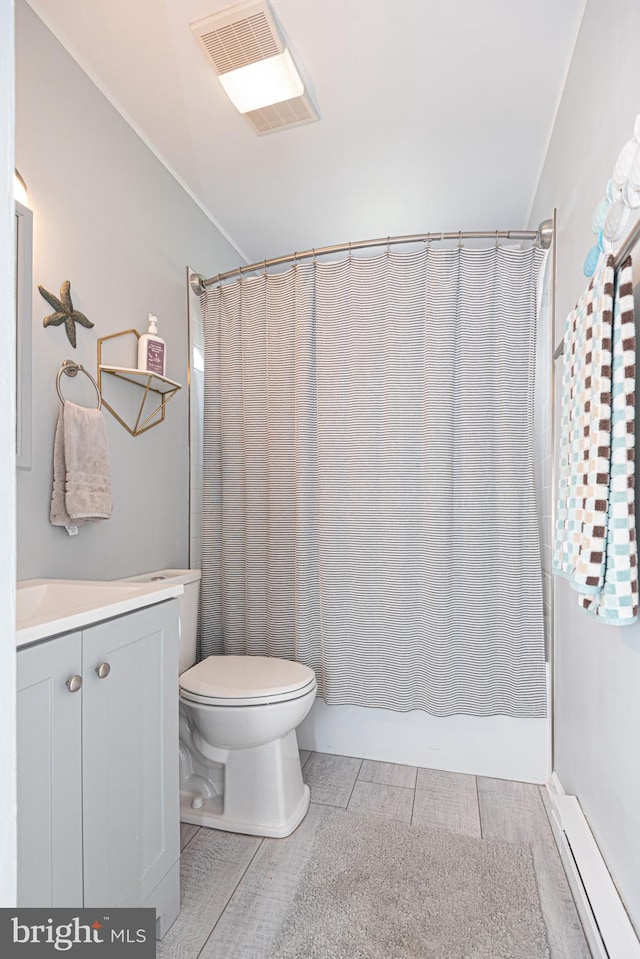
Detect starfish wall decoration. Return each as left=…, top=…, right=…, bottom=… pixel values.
left=39, top=280, right=94, bottom=348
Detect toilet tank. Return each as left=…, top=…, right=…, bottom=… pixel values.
left=118, top=569, right=201, bottom=673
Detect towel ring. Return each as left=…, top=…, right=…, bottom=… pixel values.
left=56, top=360, right=102, bottom=410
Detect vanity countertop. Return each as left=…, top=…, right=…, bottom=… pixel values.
left=17, top=578, right=184, bottom=647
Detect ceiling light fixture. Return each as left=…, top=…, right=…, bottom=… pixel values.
left=191, top=1, right=318, bottom=135
left=218, top=48, right=303, bottom=114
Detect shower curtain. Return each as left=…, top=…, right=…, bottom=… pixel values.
left=199, top=247, right=547, bottom=718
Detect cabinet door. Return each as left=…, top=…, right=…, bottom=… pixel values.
left=17, top=632, right=83, bottom=906
left=81, top=601, right=179, bottom=908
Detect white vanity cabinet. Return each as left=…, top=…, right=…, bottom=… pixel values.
left=17, top=600, right=180, bottom=937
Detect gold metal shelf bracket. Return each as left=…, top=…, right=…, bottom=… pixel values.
left=97, top=330, right=181, bottom=436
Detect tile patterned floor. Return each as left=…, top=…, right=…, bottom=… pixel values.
left=158, top=752, right=591, bottom=959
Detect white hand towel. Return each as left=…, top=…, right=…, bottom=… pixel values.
left=50, top=401, right=113, bottom=533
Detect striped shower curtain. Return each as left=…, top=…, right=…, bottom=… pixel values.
left=200, top=247, right=547, bottom=718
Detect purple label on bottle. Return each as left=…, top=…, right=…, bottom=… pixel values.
left=146, top=340, right=165, bottom=375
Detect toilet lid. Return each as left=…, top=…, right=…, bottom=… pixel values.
left=179, top=655, right=316, bottom=702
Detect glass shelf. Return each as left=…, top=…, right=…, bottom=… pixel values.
left=99, top=366, right=181, bottom=394
left=97, top=331, right=182, bottom=437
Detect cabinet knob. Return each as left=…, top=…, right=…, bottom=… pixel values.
left=65, top=674, right=82, bottom=693
left=95, top=662, right=111, bottom=679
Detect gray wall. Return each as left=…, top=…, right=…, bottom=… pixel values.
left=15, top=0, right=239, bottom=581
left=529, top=0, right=640, bottom=934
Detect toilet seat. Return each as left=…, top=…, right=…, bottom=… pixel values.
left=179, top=655, right=317, bottom=707
left=179, top=681, right=316, bottom=708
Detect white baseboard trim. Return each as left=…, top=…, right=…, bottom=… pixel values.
left=546, top=775, right=640, bottom=959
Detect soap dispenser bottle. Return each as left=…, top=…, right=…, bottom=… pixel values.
left=138, top=314, right=166, bottom=376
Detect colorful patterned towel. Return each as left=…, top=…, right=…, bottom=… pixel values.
left=553, top=255, right=638, bottom=625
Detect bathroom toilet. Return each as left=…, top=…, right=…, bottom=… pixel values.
left=119, top=568, right=316, bottom=838
left=179, top=654, right=316, bottom=837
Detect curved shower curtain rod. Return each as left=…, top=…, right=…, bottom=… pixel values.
left=190, top=218, right=554, bottom=295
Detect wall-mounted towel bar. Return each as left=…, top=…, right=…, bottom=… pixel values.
left=56, top=359, right=102, bottom=410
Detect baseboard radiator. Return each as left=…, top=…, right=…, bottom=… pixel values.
left=547, top=776, right=640, bottom=959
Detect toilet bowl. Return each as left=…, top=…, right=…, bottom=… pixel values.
left=179, top=655, right=317, bottom=837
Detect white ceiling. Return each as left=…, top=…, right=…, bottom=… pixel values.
left=25, top=0, right=586, bottom=268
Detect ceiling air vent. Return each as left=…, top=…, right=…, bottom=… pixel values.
left=193, top=1, right=283, bottom=74
left=245, top=95, right=317, bottom=135
left=191, top=1, right=318, bottom=135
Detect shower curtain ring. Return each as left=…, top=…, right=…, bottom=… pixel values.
left=458, top=231, right=463, bottom=250
left=495, top=230, right=500, bottom=249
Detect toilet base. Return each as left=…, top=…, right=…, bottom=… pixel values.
left=180, top=784, right=310, bottom=838
left=179, top=704, right=314, bottom=839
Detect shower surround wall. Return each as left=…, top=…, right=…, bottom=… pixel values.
left=15, top=1, right=239, bottom=582
left=529, top=0, right=640, bottom=933
left=188, top=272, right=205, bottom=572
left=533, top=249, right=554, bottom=651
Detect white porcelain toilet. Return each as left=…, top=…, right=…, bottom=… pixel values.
left=179, top=654, right=316, bottom=837
left=119, top=567, right=317, bottom=838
